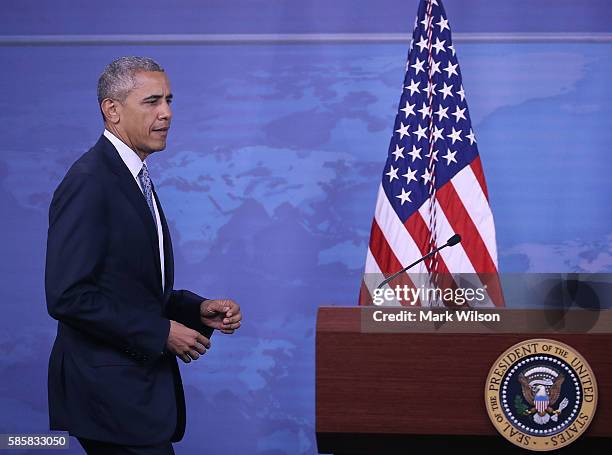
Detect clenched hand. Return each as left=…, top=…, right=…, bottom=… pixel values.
left=200, top=299, right=242, bottom=334
left=166, top=320, right=211, bottom=363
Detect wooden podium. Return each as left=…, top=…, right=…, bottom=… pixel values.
left=315, top=307, right=612, bottom=454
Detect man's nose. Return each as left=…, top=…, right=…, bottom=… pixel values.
left=159, top=101, right=172, bottom=121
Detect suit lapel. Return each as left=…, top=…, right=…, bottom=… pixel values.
left=95, top=136, right=163, bottom=287
left=152, top=185, right=174, bottom=301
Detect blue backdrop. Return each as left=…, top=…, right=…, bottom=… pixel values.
left=1, top=1, right=611, bottom=454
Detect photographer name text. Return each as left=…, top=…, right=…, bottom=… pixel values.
left=372, top=309, right=501, bottom=323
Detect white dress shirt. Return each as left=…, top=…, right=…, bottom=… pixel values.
left=104, top=130, right=165, bottom=291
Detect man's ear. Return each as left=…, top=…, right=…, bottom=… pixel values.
left=101, top=98, right=120, bottom=124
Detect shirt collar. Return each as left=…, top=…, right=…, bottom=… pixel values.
left=103, top=129, right=146, bottom=179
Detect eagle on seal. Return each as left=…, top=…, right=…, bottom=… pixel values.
left=519, top=369, right=565, bottom=425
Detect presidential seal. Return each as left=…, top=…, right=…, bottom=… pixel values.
left=485, top=339, right=597, bottom=451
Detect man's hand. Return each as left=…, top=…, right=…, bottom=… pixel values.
left=200, top=299, right=242, bottom=334
left=166, top=320, right=211, bottom=363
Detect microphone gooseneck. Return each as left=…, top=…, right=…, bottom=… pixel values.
left=375, top=234, right=462, bottom=289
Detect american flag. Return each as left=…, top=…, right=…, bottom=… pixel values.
left=360, top=0, right=503, bottom=307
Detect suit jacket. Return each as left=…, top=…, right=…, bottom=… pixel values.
left=45, top=135, right=213, bottom=445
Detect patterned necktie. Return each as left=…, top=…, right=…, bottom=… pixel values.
left=138, top=162, right=156, bottom=221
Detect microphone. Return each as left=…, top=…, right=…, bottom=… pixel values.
left=446, top=233, right=461, bottom=247
left=375, top=234, right=462, bottom=289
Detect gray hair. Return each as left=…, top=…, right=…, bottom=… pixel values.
left=97, top=56, right=164, bottom=117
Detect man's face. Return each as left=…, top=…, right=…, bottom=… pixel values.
left=116, top=71, right=173, bottom=155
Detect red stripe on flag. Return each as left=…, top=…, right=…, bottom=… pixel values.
left=404, top=211, right=458, bottom=307
left=436, top=182, right=504, bottom=306
left=367, top=219, right=423, bottom=306
left=404, top=211, right=451, bottom=274
left=469, top=156, right=489, bottom=201
left=369, top=219, right=403, bottom=274
left=437, top=182, right=496, bottom=273
left=358, top=279, right=372, bottom=306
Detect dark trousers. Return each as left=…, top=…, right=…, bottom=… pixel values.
left=78, top=438, right=175, bottom=455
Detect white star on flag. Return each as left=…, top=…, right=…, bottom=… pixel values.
left=457, top=85, right=465, bottom=101
left=466, top=129, right=477, bottom=144
left=421, top=167, right=432, bottom=183
left=415, top=36, right=428, bottom=52
left=396, top=188, right=412, bottom=205
left=425, top=149, right=439, bottom=162
left=436, top=16, right=450, bottom=32
left=395, top=122, right=410, bottom=139
left=451, top=106, right=466, bottom=122
left=411, top=57, right=426, bottom=75
left=447, top=127, right=462, bottom=144
left=443, top=149, right=457, bottom=165
left=413, top=124, right=428, bottom=141
left=432, top=37, right=446, bottom=54
left=430, top=60, right=441, bottom=75
left=408, top=145, right=422, bottom=161
left=405, top=79, right=421, bottom=96
left=400, top=101, right=416, bottom=118
left=440, top=82, right=454, bottom=99
left=443, top=61, right=458, bottom=78
left=425, top=81, right=437, bottom=96
left=435, top=105, right=449, bottom=121
left=418, top=102, right=431, bottom=119
left=402, top=166, right=418, bottom=184
left=432, top=125, right=445, bottom=142
left=392, top=145, right=405, bottom=160
left=386, top=165, right=399, bottom=182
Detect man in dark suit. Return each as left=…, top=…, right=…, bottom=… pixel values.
left=45, top=56, right=242, bottom=454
